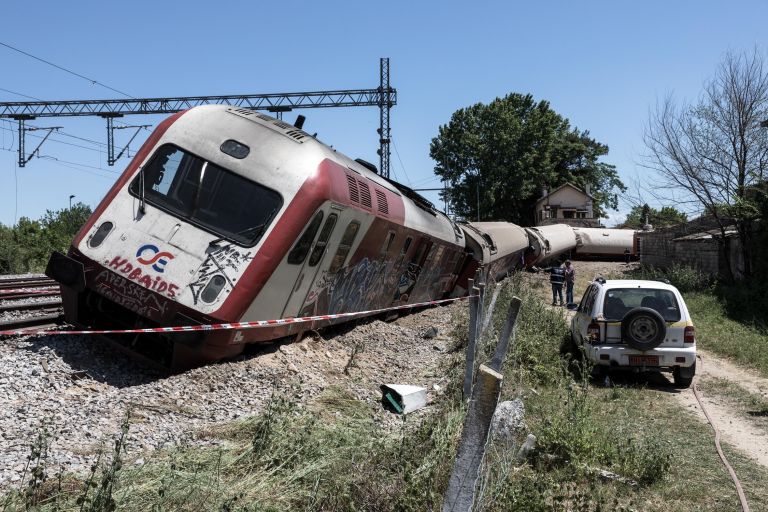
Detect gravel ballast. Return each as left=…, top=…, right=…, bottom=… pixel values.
left=0, top=301, right=461, bottom=487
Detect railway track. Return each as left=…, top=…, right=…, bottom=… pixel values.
left=0, top=275, right=64, bottom=333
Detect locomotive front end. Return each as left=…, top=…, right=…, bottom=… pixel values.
left=47, top=106, right=321, bottom=368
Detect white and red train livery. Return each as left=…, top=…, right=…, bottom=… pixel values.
left=46, top=105, right=634, bottom=368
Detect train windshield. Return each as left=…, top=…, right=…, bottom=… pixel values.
left=130, top=144, right=282, bottom=247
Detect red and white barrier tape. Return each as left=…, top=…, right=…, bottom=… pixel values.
left=0, top=296, right=468, bottom=337
left=0, top=286, right=60, bottom=296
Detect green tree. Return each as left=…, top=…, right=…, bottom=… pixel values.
left=429, top=93, right=625, bottom=225
left=0, top=203, right=92, bottom=274
left=620, top=204, right=688, bottom=229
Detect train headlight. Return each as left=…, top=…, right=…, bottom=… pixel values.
left=201, top=274, right=227, bottom=303
left=220, top=139, right=250, bottom=159
left=88, top=221, right=114, bottom=248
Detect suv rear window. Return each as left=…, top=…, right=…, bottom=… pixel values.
left=129, top=144, right=282, bottom=247
left=603, top=288, right=681, bottom=322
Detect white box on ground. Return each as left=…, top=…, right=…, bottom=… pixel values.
left=380, top=384, right=428, bottom=414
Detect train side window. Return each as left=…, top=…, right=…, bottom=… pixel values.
left=328, top=221, right=361, bottom=274
left=379, top=231, right=396, bottom=257
left=400, top=237, right=412, bottom=256
left=452, top=252, right=467, bottom=275
left=411, top=239, right=431, bottom=266
left=287, top=211, right=324, bottom=265
left=308, top=213, right=338, bottom=267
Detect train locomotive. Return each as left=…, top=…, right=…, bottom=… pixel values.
left=46, top=105, right=634, bottom=369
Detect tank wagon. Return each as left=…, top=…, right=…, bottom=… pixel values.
left=45, top=105, right=634, bottom=369
left=523, top=224, right=578, bottom=266
left=572, top=227, right=637, bottom=259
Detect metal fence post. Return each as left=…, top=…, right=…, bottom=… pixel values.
left=463, top=282, right=479, bottom=400
left=476, top=279, right=486, bottom=343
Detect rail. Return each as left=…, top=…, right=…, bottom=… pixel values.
left=0, top=277, right=64, bottom=333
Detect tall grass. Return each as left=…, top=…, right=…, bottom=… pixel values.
left=686, top=292, right=768, bottom=376
left=469, top=275, right=673, bottom=510
left=6, top=271, right=764, bottom=511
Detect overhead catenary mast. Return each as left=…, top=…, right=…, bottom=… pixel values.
left=0, top=59, right=397, bottom=177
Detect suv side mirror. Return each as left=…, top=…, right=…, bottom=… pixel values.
left=567, top=303, right=579, bottom=311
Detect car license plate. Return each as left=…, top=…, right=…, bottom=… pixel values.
left=628, top=355, right=659, bottom=366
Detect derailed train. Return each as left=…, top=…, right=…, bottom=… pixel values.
left=46, top=105, right=635, bottom=368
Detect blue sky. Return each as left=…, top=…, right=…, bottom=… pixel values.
left=1, top=0, right=766, bottom=227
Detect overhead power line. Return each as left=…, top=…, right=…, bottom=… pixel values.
left=0, top=87, right=42, bottom=101
left=0, top=41, right=134, bottom=99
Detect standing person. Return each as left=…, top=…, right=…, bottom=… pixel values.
left=546, top=263, right=565, bottom=306
left=624, top=247, right=631, bottom=264
left=564, top=260, right=575, bottom=305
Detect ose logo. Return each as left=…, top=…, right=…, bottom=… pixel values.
left=136, top=244, right=175, bottom=273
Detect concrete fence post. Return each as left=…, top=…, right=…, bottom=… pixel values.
left=490, top=296, right=522, bottom=372
left=444, top=295, right=524, bottom=512
left=443, top=365, right=503, bottom=512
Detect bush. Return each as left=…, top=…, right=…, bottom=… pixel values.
left=626, top=264, right=714, bottom=293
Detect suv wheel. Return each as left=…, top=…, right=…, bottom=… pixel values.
left=621, top=307, right=667, bottom=351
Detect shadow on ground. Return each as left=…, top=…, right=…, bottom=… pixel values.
left=592, top=369, right=683, bottom=394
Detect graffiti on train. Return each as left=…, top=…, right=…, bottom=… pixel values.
left=189, top=244, right=253, bottom=305
left=301, top=257, right=391, bottom=316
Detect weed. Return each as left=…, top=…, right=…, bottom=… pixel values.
left=77, top=412, right=130, bottom=512
left=24, top=429, right=51, bottom=508
left=343, top=341, right=364, bottom=375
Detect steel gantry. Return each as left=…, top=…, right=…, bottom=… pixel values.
left=0, top=59, right=397, bottom=177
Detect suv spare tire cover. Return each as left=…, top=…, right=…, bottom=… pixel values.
left=621, top=307, right=667, bottom=351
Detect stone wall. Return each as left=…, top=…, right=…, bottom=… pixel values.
left=636, top=215, right=744, bottom=278
left=673, top=240, right=721, bottom=275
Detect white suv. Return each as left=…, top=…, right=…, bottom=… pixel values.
left=570, top=278, right=696, bottom=387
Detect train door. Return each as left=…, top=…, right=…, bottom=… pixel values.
left=394, top=237, right=432, bottom=302
left=281, top=207, right=339, bottom=317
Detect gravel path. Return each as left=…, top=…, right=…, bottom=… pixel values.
left=0, top=302, right=461, bottom=487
